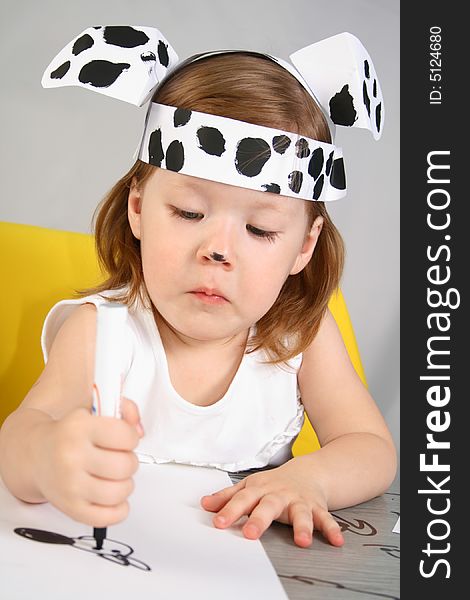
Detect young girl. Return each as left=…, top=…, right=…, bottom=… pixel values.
left=0, top=26, right=396, bottom=549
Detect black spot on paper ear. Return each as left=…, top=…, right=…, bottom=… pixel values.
left=158, top=40, right=170, bottom=67
left=72, top=34, right=94, bottom=56
left=174, top=108, right=192, bottom=127
left=376, top=103, right=382, bottom=132
left=166, top=140, right=185, bottom=172
left=295, top=138, right=310, bottom=158
left=141, top=51, right=156, bottom=62
left=330, top=158, right=346, bottom=190
left=325, top=151, right=334, bottom=177
left=50, top=61, right=71, bottom=80
left=312, top=174, right=324, bottom=200
left=364, top=60, right=370, bottom=79
left=329, top=85, right=357, bottom=126
left=79, top=60, right=130, bottom=88
left=373, top=79, right=377, bottom=98
left=308, top=148, right=324, bottom=181
left=197, top=127, right=226, bottom=156
left=103, top=26, right=150, bottom=48
left=288, top=171, right=303, bottom=194
left=363, top=81, right=371, bottom=117
left=235, top=138, right=271, bottom=177
left=262, top=183, right=281, bottom=194
left=148, top=128, right=164, bottom=167
left=273, top=135, right=291, bottom=154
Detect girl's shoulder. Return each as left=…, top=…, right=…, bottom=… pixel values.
left=41, top=288, right=144, bottom=363
left=298, top=309, right=353, bottom=378
left=41, top=290, right=116, bottom=361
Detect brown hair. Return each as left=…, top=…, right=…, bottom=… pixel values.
left=88, top=53, right=344, bottom=363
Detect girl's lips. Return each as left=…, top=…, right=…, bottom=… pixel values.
left=190, top=288, right=228, bottom=304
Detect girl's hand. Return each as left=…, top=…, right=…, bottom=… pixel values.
left=200, top=456, right=344, bottom=548
left=31, top=398, right=143, bottom=527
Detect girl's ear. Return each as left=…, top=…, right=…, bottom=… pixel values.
left=128, top=177, right=142, bottom=240
left=290, top=216, right=324, bottom=275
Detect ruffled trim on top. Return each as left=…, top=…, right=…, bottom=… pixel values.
left=136, top=398, right=305, bottom=473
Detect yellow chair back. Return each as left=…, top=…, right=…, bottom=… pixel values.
left=0, top=221, right=366, bottom=455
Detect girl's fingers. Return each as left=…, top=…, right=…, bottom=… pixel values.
left=201, top=473, right=344, bottom=549
left=91, top=417, right=140, bottom=451
left=120, top=397, right=144, bottom=438
left=313, top=508, right=345, bottom=547
left=74, top=499, right=131, bottom=528
left=85, top=447, right=139, bottom=480
left=241, top=493, right=286, bottom=540
left=212, top=487, right=262, bottom=528
left=84, top=473, right=135, bottom=507
left=200, top=480, right=245, bottom=512
left=289, top=501, right=314, bottom=547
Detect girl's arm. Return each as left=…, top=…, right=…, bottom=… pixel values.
left=296, top=308, right=397, bottom=509
left=0, top=303, right=98, bottom=501
left=0, top=304, right=142, bottom=526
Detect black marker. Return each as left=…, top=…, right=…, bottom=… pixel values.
left=93, top=527, right=106, bottom=550
left=91, top=304, right=128, bottom=551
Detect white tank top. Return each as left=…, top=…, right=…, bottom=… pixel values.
left=41, top=291, right=305, bottom=472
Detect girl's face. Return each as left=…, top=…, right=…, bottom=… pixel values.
left=128, top=168, right=322, bottom=343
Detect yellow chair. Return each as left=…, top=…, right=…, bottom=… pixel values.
left=0, top=221, right=366, bottom=455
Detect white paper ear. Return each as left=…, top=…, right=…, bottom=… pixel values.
left=41, top=25, right=179, bottom=107
left=289, top=32, right=384, bottom=140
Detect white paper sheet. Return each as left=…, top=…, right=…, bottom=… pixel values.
left=0, top=463, right=287, bottom=599
left=392, top=516, right=400, bottom=534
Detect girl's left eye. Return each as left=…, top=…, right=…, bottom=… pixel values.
left=246, top=224, right=279, bottom=242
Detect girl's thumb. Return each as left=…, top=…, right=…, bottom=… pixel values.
left=120, top=397, right=144, bottom=438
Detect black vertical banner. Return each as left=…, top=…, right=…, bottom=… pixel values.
left=401, top=3, right=465, bottom=598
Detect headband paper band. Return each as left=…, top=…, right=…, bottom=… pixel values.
left=41, top=25, right=384, bottom=201
left=138, top=102, right=346, bottom=202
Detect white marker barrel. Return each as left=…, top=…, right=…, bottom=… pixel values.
left=92, top=303, right=128, bottom=418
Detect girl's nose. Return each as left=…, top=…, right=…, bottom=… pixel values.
left=196, top=225, right=236, bottom=268
left=197, top=245, right=233, bottom=267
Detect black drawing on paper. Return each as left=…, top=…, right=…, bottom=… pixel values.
left=14, top=528, right=151, bottom=571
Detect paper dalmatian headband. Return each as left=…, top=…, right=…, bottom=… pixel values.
left=41, top=25, right=384, bottom=202
left=138, top=103, right=346, bottom=201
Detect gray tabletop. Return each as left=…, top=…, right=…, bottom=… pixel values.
left=230, top=473, right=400, bottom=600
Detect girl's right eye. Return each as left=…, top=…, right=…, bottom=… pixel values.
left=170, top=207, right=204, bottom=221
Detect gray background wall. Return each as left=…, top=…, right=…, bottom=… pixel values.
left=0, top=0, right=400, bottom=472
